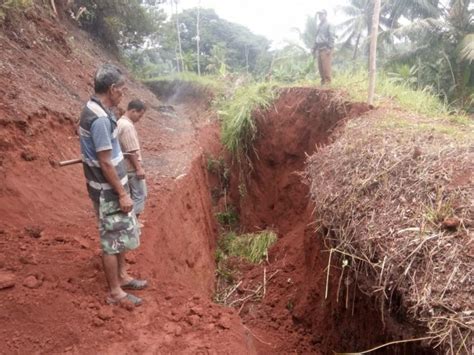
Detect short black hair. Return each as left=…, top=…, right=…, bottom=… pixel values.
left=94, top=64, right=124, bottom=94
left=127, top=99, right=146, bottom=112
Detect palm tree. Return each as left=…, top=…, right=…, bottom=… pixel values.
left=337, top=0, right=373, bottom=60
left=390, top=0, right=473, bottom=105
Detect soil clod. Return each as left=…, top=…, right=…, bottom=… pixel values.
left=23, top=275, right=42, bottom=289
left=0, top=271, right=16, bottom=290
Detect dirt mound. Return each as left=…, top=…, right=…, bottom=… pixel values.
left=306, top=111, right=473, bottom=353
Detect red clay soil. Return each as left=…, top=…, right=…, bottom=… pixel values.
left=226, top=89, right=434, bottom=354
left=0, top=6, right=256, bottom=354
left=0, top=5, right=435, bottom=355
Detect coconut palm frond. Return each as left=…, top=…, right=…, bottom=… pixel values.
left=386, top=43, right=433, bottom=63
left=392, top=18, right=445, bottom=37
left=459, top=33, right=474, bottom=62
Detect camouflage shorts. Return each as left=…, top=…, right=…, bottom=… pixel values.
left=93, top=194, right=140, bottom=255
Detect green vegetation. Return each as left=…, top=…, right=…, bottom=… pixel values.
left=0, top=0, right=32, bottom=22
left=219, top=82, right=278, bottom=156
left=144, top=8, right=271, bottom=76
left=16, top=0, right=467, bottom=111
left=74, top=0, right=165, bottom=51
left=216, top=231, right=277, bottom=264
left=331, top=70, right=452, bottom=117
left=215, top=206, right=238, bottom=229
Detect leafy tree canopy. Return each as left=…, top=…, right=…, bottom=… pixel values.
left=76, top=0, right=166, bottom=51
left=149, top=8, right=271, bottom=75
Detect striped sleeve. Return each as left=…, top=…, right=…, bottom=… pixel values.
left=90, top=117, right=112, bottom=152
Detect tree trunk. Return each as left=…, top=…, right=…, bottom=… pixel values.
left=353, top=32, right=361, bottom=60
left=196, top=0, right=201, bottom=76
left=245, top=44, right=249, bottom=73
left=368, top=0, right=381, bottom=105
left=175, top=0, right=185, bottom=72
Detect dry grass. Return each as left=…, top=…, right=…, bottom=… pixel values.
left=214, top=231, right=278, bottom=307
left=306, top=111, right=473, bottom=354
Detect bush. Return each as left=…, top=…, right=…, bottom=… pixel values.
left=0, top=0, right=32, bottom=23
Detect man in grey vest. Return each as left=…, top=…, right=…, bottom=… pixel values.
left=79, top=64, right=147, bottom=306
left=312, top=9, right=335, bottom=85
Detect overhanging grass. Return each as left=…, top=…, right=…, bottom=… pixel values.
left=218, top=82, right=278, bottom=156
left=216, top=230, right=277, bottom=264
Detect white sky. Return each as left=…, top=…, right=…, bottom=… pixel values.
left=177, top=0, right=347, bottom=48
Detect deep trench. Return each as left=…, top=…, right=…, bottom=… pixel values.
left=149, top=83, right=435, bottom=354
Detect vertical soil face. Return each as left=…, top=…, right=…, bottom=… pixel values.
left=234, top=88, right=359, bottom=233
left=227, top=88, right=433, bottom=353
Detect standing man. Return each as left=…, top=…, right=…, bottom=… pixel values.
left=117, top=100, right=147, bottom=222
left=312, top=9, right=335, bottom=85
left=79, top=64, right=147, bottom=306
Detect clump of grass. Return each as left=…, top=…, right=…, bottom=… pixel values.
left=0, top=0, right=32, bottom=22
left=330, top=70, right=469, bottom=119
left=218, top=82, right=278, bottom=156
left=217, top=230, right=277, bottom=264
left=214, top=230, right=277, bottom=304
left=215, top=206, right=238, bottom=229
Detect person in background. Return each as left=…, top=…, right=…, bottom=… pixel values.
left=117, top=100, right=147, bottom=225
left=78, top=64, right=147, bottom=306
left=312, top=9, right=336, bottom=85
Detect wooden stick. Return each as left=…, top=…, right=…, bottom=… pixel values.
left=59, top=153, right=133, bottom=167
left=263, top=267, right=267, bottom=298
left=58, top=158, right=82, bottom=167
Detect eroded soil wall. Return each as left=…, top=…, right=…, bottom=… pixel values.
left=227, top=88, right=433, bottom=353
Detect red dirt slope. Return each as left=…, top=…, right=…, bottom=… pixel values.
left=0, top=6, right=256, bottom=354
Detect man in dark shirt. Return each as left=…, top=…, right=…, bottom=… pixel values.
left=79, top=64, right=147, bottom=306
left=312, top=9, right=336, bottom=85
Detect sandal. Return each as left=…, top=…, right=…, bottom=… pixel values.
left=106, top=293, right=143, bottom=306
left=121, top=279, right=148, bottom=290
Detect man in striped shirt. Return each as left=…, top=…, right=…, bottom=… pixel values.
left=79, top=64, right=147, bottom=306
left=117, top=100, right=147, bottom=221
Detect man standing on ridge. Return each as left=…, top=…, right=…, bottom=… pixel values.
left=312, top=9, right=335, bottom=85
left=78, top=64, right=147, bottom=306
left=117, top=99, right=147, bottom=225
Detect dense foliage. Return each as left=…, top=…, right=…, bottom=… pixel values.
left=74, top=0, right=166, bottom=51
left=127, top=7, right=271, bottom=77
left=25, top=0, right=469, bottom=110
